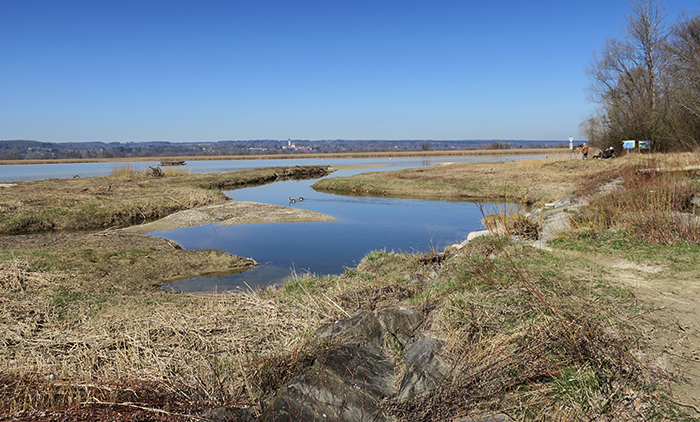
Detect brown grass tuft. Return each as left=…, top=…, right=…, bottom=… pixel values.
left=0, top=259, right=51, bottom=291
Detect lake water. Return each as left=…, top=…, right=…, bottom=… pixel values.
left=0, top=155, right=542, bottom=292
left=2, top=155, right=531, bottom=182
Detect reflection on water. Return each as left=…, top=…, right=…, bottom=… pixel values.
left=158, top=173, right=509, bottom=293
left=0, top=155, right=539, bottom=293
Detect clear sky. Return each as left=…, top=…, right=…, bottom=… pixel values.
left=1, top=0, right=698, bottom=143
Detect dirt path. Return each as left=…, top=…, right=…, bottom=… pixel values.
left=608, top=256, right=700, bottom=411
left=524, top=194, right=700, bottom=412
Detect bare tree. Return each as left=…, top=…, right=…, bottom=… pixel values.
left=585, top=0, right=671, bottom=150
left=665, top=13, right=700, bottom=149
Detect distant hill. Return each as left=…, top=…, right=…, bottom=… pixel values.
left=0, top=139, right=567, bottom=161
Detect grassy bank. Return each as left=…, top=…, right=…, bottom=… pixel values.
left=2, top=153, right=700, bottom=420
left=0, top=165, right=332, bottom=234
left=313, top=154, right=623, bottom=207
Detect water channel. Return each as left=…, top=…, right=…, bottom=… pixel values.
left=0, top=155, right=543, bottom=292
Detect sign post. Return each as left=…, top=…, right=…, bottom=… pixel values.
left=622, top=140, right=636, bottom=162
left=639, top=141, right=650, bottom=154
left=569, top=136, right=573, bottom=160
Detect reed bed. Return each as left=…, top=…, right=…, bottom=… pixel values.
left=109, top=164, right=145, bottom=179
left=1, top=148, right=571, bottom=166
left=570, top=156, right=700, bottom=244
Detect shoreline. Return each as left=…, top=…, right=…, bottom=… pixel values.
left=0, top=148, right=568, bottom=165
left=2, top=152, right=700, bottom=419
left=121, top=200, right=337, bottom=234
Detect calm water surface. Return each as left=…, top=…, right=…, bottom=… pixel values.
left=154, top=158, right=534, bottom=292
left=1, top=155, right=535, bottom=182
left=1, top=155, right=540, bottom=292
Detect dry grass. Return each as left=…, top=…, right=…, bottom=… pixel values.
left=0, top=230, right=687, bottom=420
left=109, top=164, right=193, bottom=179
left=513, top=153, right=571, bottom=169
left=313, top=155, right=625, bottom=207
left=0, top=284, right=323, bottom=414
left=109, top=164, right=145, bottom=179
left=481, top=203, right=542, bottom=240
left=161, top=167, right=193, bottom=177
left=570, top=154, right=700, bottom=244
left=0, top=165, right=330, bottom=234
left=2, top=152, right=698, bottom=420
left=0, top=258, right=52, bottom=292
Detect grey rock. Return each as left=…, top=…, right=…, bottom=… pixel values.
left=266, top=342, right=397, bottom=422
left=265, top=327, right=397, bottom=421
left=316, top=311, right=386, bottom=351
left=397, top=335, right=448, bottom=401
left=265, top=310, right=413, bottom=421
left=403, top=273, right=425, bottom=283
left=377, top=307, right=423, bottom=349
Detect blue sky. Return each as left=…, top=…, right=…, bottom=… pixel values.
left=2, top=1, right=698, bottom=143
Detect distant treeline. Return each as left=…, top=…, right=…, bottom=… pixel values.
left=0, top=139, right=567, bottom=161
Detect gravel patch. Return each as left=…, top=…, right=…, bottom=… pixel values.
left=122, top=200, right=337, bottom=234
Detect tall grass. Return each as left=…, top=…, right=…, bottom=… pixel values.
left=109, top=164, right=144, bottom=179
left=574, top=159, right=700, bottom=244
left=109, top=164, right=192, bottom=178
left=161, top=166, right=192, bottom=177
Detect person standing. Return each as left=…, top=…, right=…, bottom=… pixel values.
left=582, top=143, right=589, bottom=159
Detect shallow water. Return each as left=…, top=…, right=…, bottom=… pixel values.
left=157, top=164, right=517, bottom=292
left=0, top=155, right=538, bottom=292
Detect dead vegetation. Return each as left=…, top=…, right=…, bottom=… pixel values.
left=312, top=154, right=625, bottom=207
left=0, top=165, right=333, bottom=234
left=1, top=153, right=700, bottom=420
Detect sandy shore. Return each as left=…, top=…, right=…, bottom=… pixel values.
left=121, top=200, right=337, bottom=234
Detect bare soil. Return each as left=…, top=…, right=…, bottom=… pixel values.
left=609, top=255, right=700, bottom=411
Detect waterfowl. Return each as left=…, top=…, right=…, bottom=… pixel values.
left=298, top=196, right=304, bottom=201
left=288, top=196, right=296, bottom=203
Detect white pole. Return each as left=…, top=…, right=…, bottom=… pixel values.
left=569, top=136, right=573, bottom=160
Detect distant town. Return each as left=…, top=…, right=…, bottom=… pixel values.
left=0, top=139, right=568, bottom=161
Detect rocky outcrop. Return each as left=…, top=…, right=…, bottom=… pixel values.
left=250, top=306, right=511, bottom=422
left=251, top=308, right=426, bottom=421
